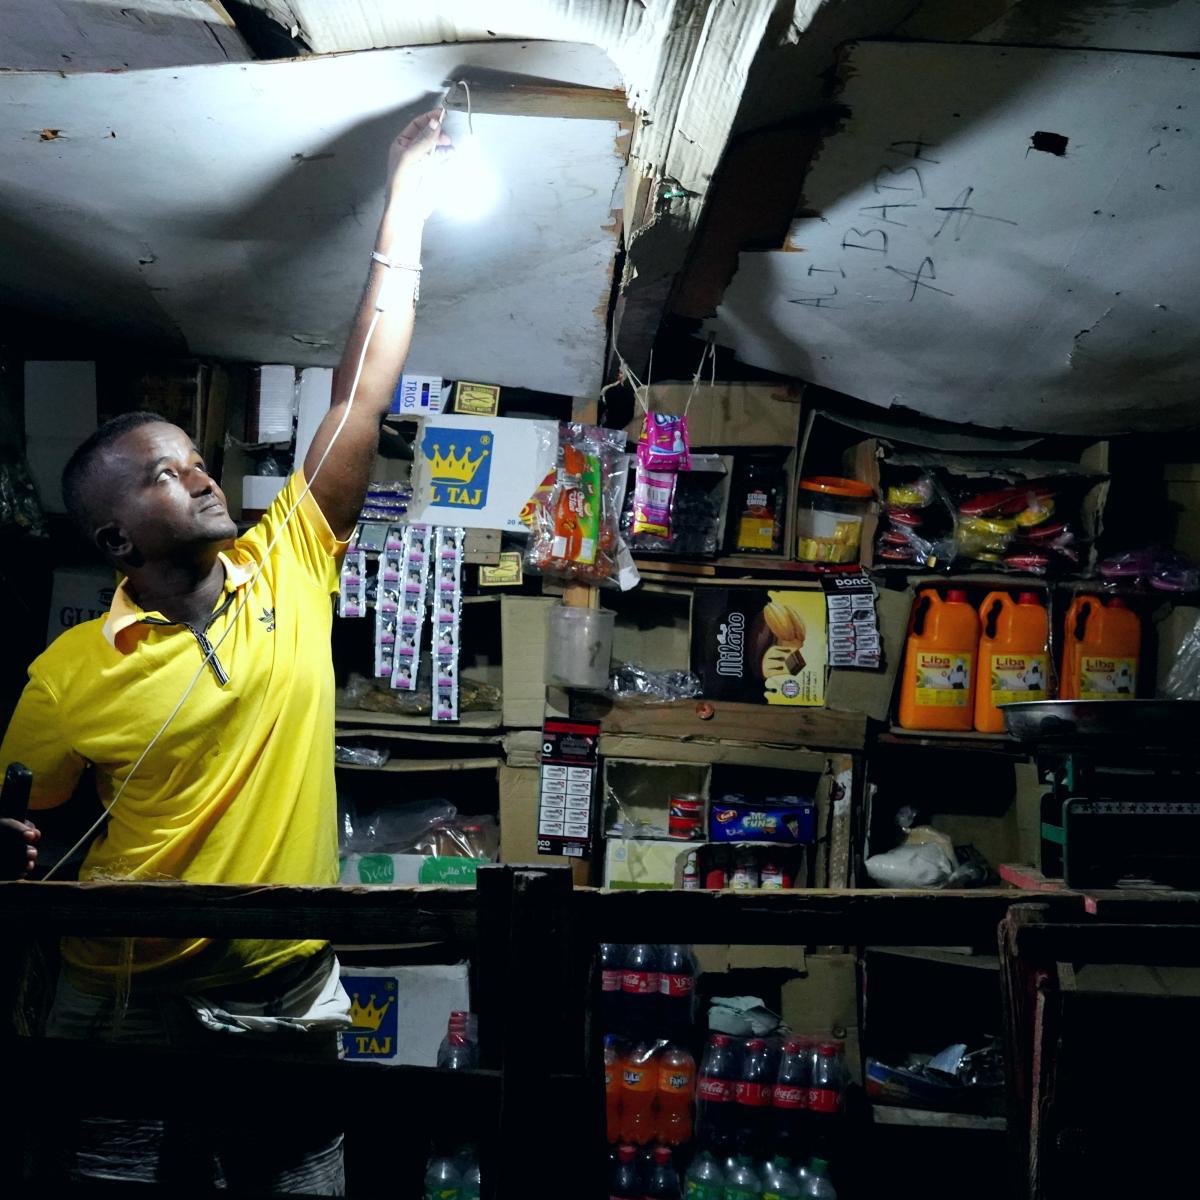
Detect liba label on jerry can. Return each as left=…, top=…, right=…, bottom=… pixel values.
left=913, top=651, right=973, bottom=706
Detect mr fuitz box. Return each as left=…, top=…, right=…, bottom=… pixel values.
left=708, top=795, right=815, bottom=843
left=690, top=588, right=827, bottom=705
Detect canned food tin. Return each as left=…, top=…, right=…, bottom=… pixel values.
left=668, top=794, right=705, bottom=839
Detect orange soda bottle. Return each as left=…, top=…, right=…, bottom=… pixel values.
left=619, top=1042, right=658, bottom=1145
left=655, top=1043, right=696, bottom=1146
left=604, top=1034, right=622, bottom=1144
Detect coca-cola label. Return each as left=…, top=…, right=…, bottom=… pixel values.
left=601, top=968, right=622, bottom=993
left=807, top=1086, right=840, bottom=1113
left=773, top=1084, right=806, bottom=1110
left=622, top=969, right=659, bottom=995
left=659, top=1068, right=695, bottom=1093
left=696, top=1076, right=733, bottom=1103
left=659, top=973, right=695, bottom=997
left=734, top=1081, right=773, bottom=1107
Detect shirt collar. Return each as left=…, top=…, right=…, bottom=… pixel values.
left=101, top=552, right=252, bottom=649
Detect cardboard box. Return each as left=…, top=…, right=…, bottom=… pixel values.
left=604, top=837, right=705, bottom=889
left=45, top=565, right=117, bottom=646
left=338, top=853, right=483, bottom=886
left=408, top=413, right=557, bottom=532
left=627, top=382, right=802, bottom=448
left=501, top=595, right=567, bottom=728
left=691, top=588, right=827, bottom=705
left=242, top=475, right=287, bottom=513
left=339, top=961, right=469, bottom=1065
left=694, top=944, right=808, bottom=973
left=499, top=763, right=591, bottom=884
left=825, top=585, right=912, bottom=723
left=603, top=757, right=710, bottom=836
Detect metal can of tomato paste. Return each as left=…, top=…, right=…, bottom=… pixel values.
left=668, top=793, right=706, bottom=840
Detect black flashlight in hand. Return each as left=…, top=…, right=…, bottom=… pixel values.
left=2, top=763, right=32, bottom=822
left=2, top=763, right=34, bottom=879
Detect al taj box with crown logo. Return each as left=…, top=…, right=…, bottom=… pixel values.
left=339, top=962, right=469, bottom=1065
left=408, top=413, right=557, bottom=532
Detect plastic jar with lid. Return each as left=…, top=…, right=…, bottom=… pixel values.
left=795, top=476, right=874, bottom=563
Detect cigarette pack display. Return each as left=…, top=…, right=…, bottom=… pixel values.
left=390, top=523, right=431, bottom=693
left=338, top=529, right=367, bottom=618
left=432, top=526, right=465, bottom=721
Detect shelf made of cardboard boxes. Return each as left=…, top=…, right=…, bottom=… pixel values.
left=600, top=754, right=856, bottom=891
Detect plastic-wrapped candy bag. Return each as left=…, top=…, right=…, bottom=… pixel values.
left=524, top=424, right=638, bottom=589
left=1100, top=548, right=1200, bottom=592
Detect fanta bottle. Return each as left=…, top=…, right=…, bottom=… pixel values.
left=974, top=591, right=1050, bottom=732
left=654, top=1043, right=696, bottom=1146
left=898, top=589, right=979, bottom=731
left=619, top=1042, right=658, bottom=1145
left=1061, top=596, right=1140, bottom=700
left=604, top=1034, right=622, bottom=1144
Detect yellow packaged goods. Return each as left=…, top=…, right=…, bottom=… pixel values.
left=690, top=588, right=827, bottom=705
left=796, top=476, right=874, bottom=564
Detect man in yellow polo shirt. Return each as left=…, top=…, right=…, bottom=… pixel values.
left=0, top=109, right=450, bottom=1193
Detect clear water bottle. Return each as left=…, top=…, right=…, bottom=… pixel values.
left=440, top=1031, right=478, bottom=1071
left=724, top=1156, right=762, bottom=1200
left=799, top=1158, right=836, bottom=1199
left=423, top=1153, right=461, bottom=1200
left=683, top=1150, right=726, bottom=1200
left=762, top=1156, right=802, bottom=1200
left=460, top=1158, right=481, bottom=1200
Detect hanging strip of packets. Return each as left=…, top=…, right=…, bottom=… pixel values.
left=342, top=522, right=465, bottom=722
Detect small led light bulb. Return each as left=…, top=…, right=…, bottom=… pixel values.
left=436, top=131, right=498, bottom=221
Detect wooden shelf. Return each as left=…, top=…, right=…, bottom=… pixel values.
left=998, top=863, right=1068, bottom=892
left=871, top=1104, right=1006, bottom=1131
left=634, top=557, right=855, bottom=585
left=880, top=726, right=1026, bottom=754
left=864, top=945, right=1000, bottom=970
left=336, top=756, right=503, bottom=774
left=335, top=707, right=503, bottom=731
left=576, top=698, right=868, bottom=752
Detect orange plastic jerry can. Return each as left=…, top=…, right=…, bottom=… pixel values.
left=898, top=589, right=979, bottom=731
left=1060, top=596, right=1140, bottom=700
left=974, top=591, right=1050, bottom=733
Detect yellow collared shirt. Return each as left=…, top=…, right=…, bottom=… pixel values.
left=0, top=472, right=344, bottom=992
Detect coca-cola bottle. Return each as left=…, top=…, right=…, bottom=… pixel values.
left=621, top=944, right=661, bottom=1039
left=610, top=1144, right=643, bottom=1199
left=807, top=1040, right=846, bottom=1159
left=658, top=944, right=697, bottom=1041
left=695, top=1033, right=740, bottom=1157
left=773, top=1038, right=812, bottom=1161
left=733, top=1038, right=775, bottom=1158
left=599, top=943, right=626, bottom=1034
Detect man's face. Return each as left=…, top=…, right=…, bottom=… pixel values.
left=93, top=422, right=237, bottom=561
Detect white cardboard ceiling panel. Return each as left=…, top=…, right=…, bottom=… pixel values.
left=970, top=0, right=1200, bottom=53
left=0, top=43, right=625, bottom=398
left=710, top=41, right=1200, bottom=433
left=3, top=1, right=251, bottom=70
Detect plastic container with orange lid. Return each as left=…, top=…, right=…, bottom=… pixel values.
left=795, top=476, right=874, bottom=563
left=1060, top=595, right=1141, bottom=700
left=974, top=591, right=1050, bottom=733
left=898, top=589, right=979, bottom=731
